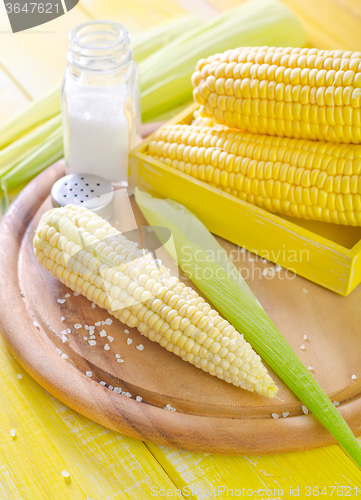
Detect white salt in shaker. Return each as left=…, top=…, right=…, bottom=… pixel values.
left=61, top=20, right=141, bottom=187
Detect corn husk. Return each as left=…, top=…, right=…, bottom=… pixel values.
left=135, top=188, right=361, bottom=468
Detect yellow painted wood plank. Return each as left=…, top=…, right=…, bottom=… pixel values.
left=0, top=333, right=181, bottom=500
left=0, top=0, right=184, bottom=112
left=0, top=67, right=30, bottom=123
left=208, top=0, right=361, bottom=49
left=0, top=3, right=89, bottom=99
left=80, top=0, right=186, bottom=35
left=146, top=442, right=361, bottom=499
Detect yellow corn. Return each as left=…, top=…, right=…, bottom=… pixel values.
left=33, top=204, right=278, bottom=398
left=192, top=46, right=361, bottom=144
left=148, top=124, right=361, bottom=225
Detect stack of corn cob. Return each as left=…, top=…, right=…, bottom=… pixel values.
left=148, top=46, right=361, bottom=226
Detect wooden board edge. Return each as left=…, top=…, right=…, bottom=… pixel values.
left=0, top=162, right=361, bottom=454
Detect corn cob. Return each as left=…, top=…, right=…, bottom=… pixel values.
left=148, top=124, right=361, bottom=226
left=192, top=46, right=361, bottom=144
left=33, top=204, right=278, bottom=398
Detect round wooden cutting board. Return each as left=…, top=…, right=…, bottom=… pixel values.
left=1, top=161, right=361, bottom=455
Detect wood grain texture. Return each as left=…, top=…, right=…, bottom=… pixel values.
left=146, top=441, right=361, bottom=498
left=0, top=2, right=89, bottom=99
left=80, top=0, right=185, bottom=33
left=0, top=66, right=30, bottom=122
left=0, top=336, right=179, bottom=500
left=208, top=0, right=361, bottom=49
left=1, top=0, right=361, bottom=494
left=2, top=162, right=361, bottom=456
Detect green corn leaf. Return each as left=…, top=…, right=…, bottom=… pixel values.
left=0, top=114, right=62, bottom=177
left=135, top=188, right=361, bottom=467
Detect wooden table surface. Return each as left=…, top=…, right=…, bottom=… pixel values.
left=0, top=0, right=361, bottom=498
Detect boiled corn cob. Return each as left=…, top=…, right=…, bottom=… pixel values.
left=192, top=46, right=361, bottom=144
left=148, top=124, right=361, bottom=225
left=33, top=204, right=278, bottom=398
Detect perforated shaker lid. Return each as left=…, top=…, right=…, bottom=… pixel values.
left=51, top=174, right=114, bottom=222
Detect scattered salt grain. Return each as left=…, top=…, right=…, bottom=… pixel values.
left=33, top=321, right=39, bottom=328
left=114, top=387, right=122, bottom=393
left=107, top=336, right=114, bottom=342
left=282, top=412, right=289, bottom=418
left=62, top=334, right=68, bottom=342
left=352, top=374, right=357, bottom=380
left=117, top=359, right=124, bottom=363
left=240, top=247, right=246, bottom=254
left=16, top=374, right=22, bottom=380
left=84, top=325, right=89, bottom=330
left=262, top=269, right=269, bottom=276
left=302, top=406, right=309, bottom=415
left=83, top=336, right=88, bottom=341
left=65, top=293, right=70, bottom=298
left=303, top=288, right=308, bottom=294
left=303, top=335, right=308, bottom=340
left=99, top=330, right=107, bottom=337
left=271, top=413, right=279, bottom=419
left=275, top=265, right=282, bottom=272
left=127, top=339, right=133, bottom=345
left=300, top=344, right=306, bottom=351
left=95, top=322, right=102, bottom=327
left=308, top=366, right=314, bottom=372
left=88, top=340, right=96, bottom=346
left=57, top=299, right=65, bottom=304
left=124, top=329, right=129, bottom=334
left=108, top=385, right=114, bottom=390
left=61, top=353, right=68, bottom=359
left=164, top=404, right=176, bottom=412
left=116, top=354, right=121, bottom=359
left=333, top=401, right=340, bottom=407
left=260, top=257, right=267, bottom=263
left=56, top=348, right=62, bottom=355
left=62, top=471, right=70, bottom=478
left=122, top=391, right=132, bottom=398
left=10, top=429, right=16, bottom=437
left=105, top=318, right=113, bottom=326
left=86, top=371, right=92, bottom=378
left=61, top=317, right=65, bottom=322
left=104, top=344, right=110, bottom=351
left=74, top=324, right=82, bottom=329
left=248, top=257, right=255, bottom=262
left=100, top=381, right=106, bottom=386
left=136, top=396, right=143, bottom=402
left=67, top=329, right=71, bottom=334
left=89, top=335, right=96, bottom=340
left=73, top=292, right=79, bottom=296
left=61, top=330, right=67, bottom=335
left=91, top=303, right=96, bottom=309
left=136, top=344, right=144, bottom=351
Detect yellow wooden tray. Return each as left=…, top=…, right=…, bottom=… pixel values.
left=129, top=103, right=361, bottom=296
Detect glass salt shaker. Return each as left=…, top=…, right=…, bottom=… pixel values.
left=61, top=20, right=141, bottom=187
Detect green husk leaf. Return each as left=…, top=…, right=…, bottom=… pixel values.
left=0, top=126, right=63, bottom=202
left=139, top=0, right=306, bottom=120
left=135, top=188, right=361, bottom=467
left=132, top=14, right=199, bottom=63
left=0, top=114, right=62, bottom=177
left=0, top=85, right=61, bottom=150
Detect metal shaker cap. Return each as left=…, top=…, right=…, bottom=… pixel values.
left=51, top=173, right=114, bottom=222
